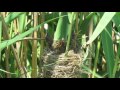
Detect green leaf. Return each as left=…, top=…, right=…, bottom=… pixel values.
left=0, top=15, right=67, bottom=50
left=82, top=65, right=102, bottom=78
left=112, top=12, right=120, bottom=32
left=0, top=68, right=16, bottom=75
left=80, top=12, right=95, bottom=34
left=18, top=12, right=26, bottom=33
left=5, top=12, right=25, bottom=24
left=87, top=12, right=116, bottom=45
left=54, top=12, right=70, bottom=41
left=112, top=12, right=120, bottom=26
left=0, top=17, right=2, bottom=63
left=68, top=12, right=76, bottom=23
left=101, top=23, right=114, bottom=78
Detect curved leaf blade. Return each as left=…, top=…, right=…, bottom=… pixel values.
left=101, top=25, right=114, bottom=78
left=87, top=12, right=116, bottom=45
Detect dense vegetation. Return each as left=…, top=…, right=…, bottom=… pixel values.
left=0, top=12, right=120, bottom=78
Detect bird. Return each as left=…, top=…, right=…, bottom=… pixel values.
left=52, top=40, right=66, bottom=53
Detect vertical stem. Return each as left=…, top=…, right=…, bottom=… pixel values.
left=87, top=18, right=93, bottom=78
left=92, top=38, right=100, bottom=78
left=0, top=16, right=2, bottom=69
left=5, top=47, right=11, bottom=78
left=65, top=13, right=74, bottom=55
left=112, top=44, right=120, bottom=78
left=65, top=23, right=72, bottom=55
left=39, top=12, right=45, bottom=75
left=23, top=40, right=27, bottom=70
left=0, top=13, right=26, bottom=78
left=31, top=12, right=38, bottom=78
left=20, top=42, right=27, bottom=77
left=14, top=19, right=20, bottom=56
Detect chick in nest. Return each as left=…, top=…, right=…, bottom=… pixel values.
left=52, top=40, right=66, bottom=53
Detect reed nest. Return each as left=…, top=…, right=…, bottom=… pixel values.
left=39, top=49, right=86, bottom=78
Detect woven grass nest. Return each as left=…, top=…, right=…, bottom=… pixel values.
left=40, top=50, right=85, bottom=78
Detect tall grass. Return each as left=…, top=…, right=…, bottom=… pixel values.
left=0, top=12, right=120, bottom=78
